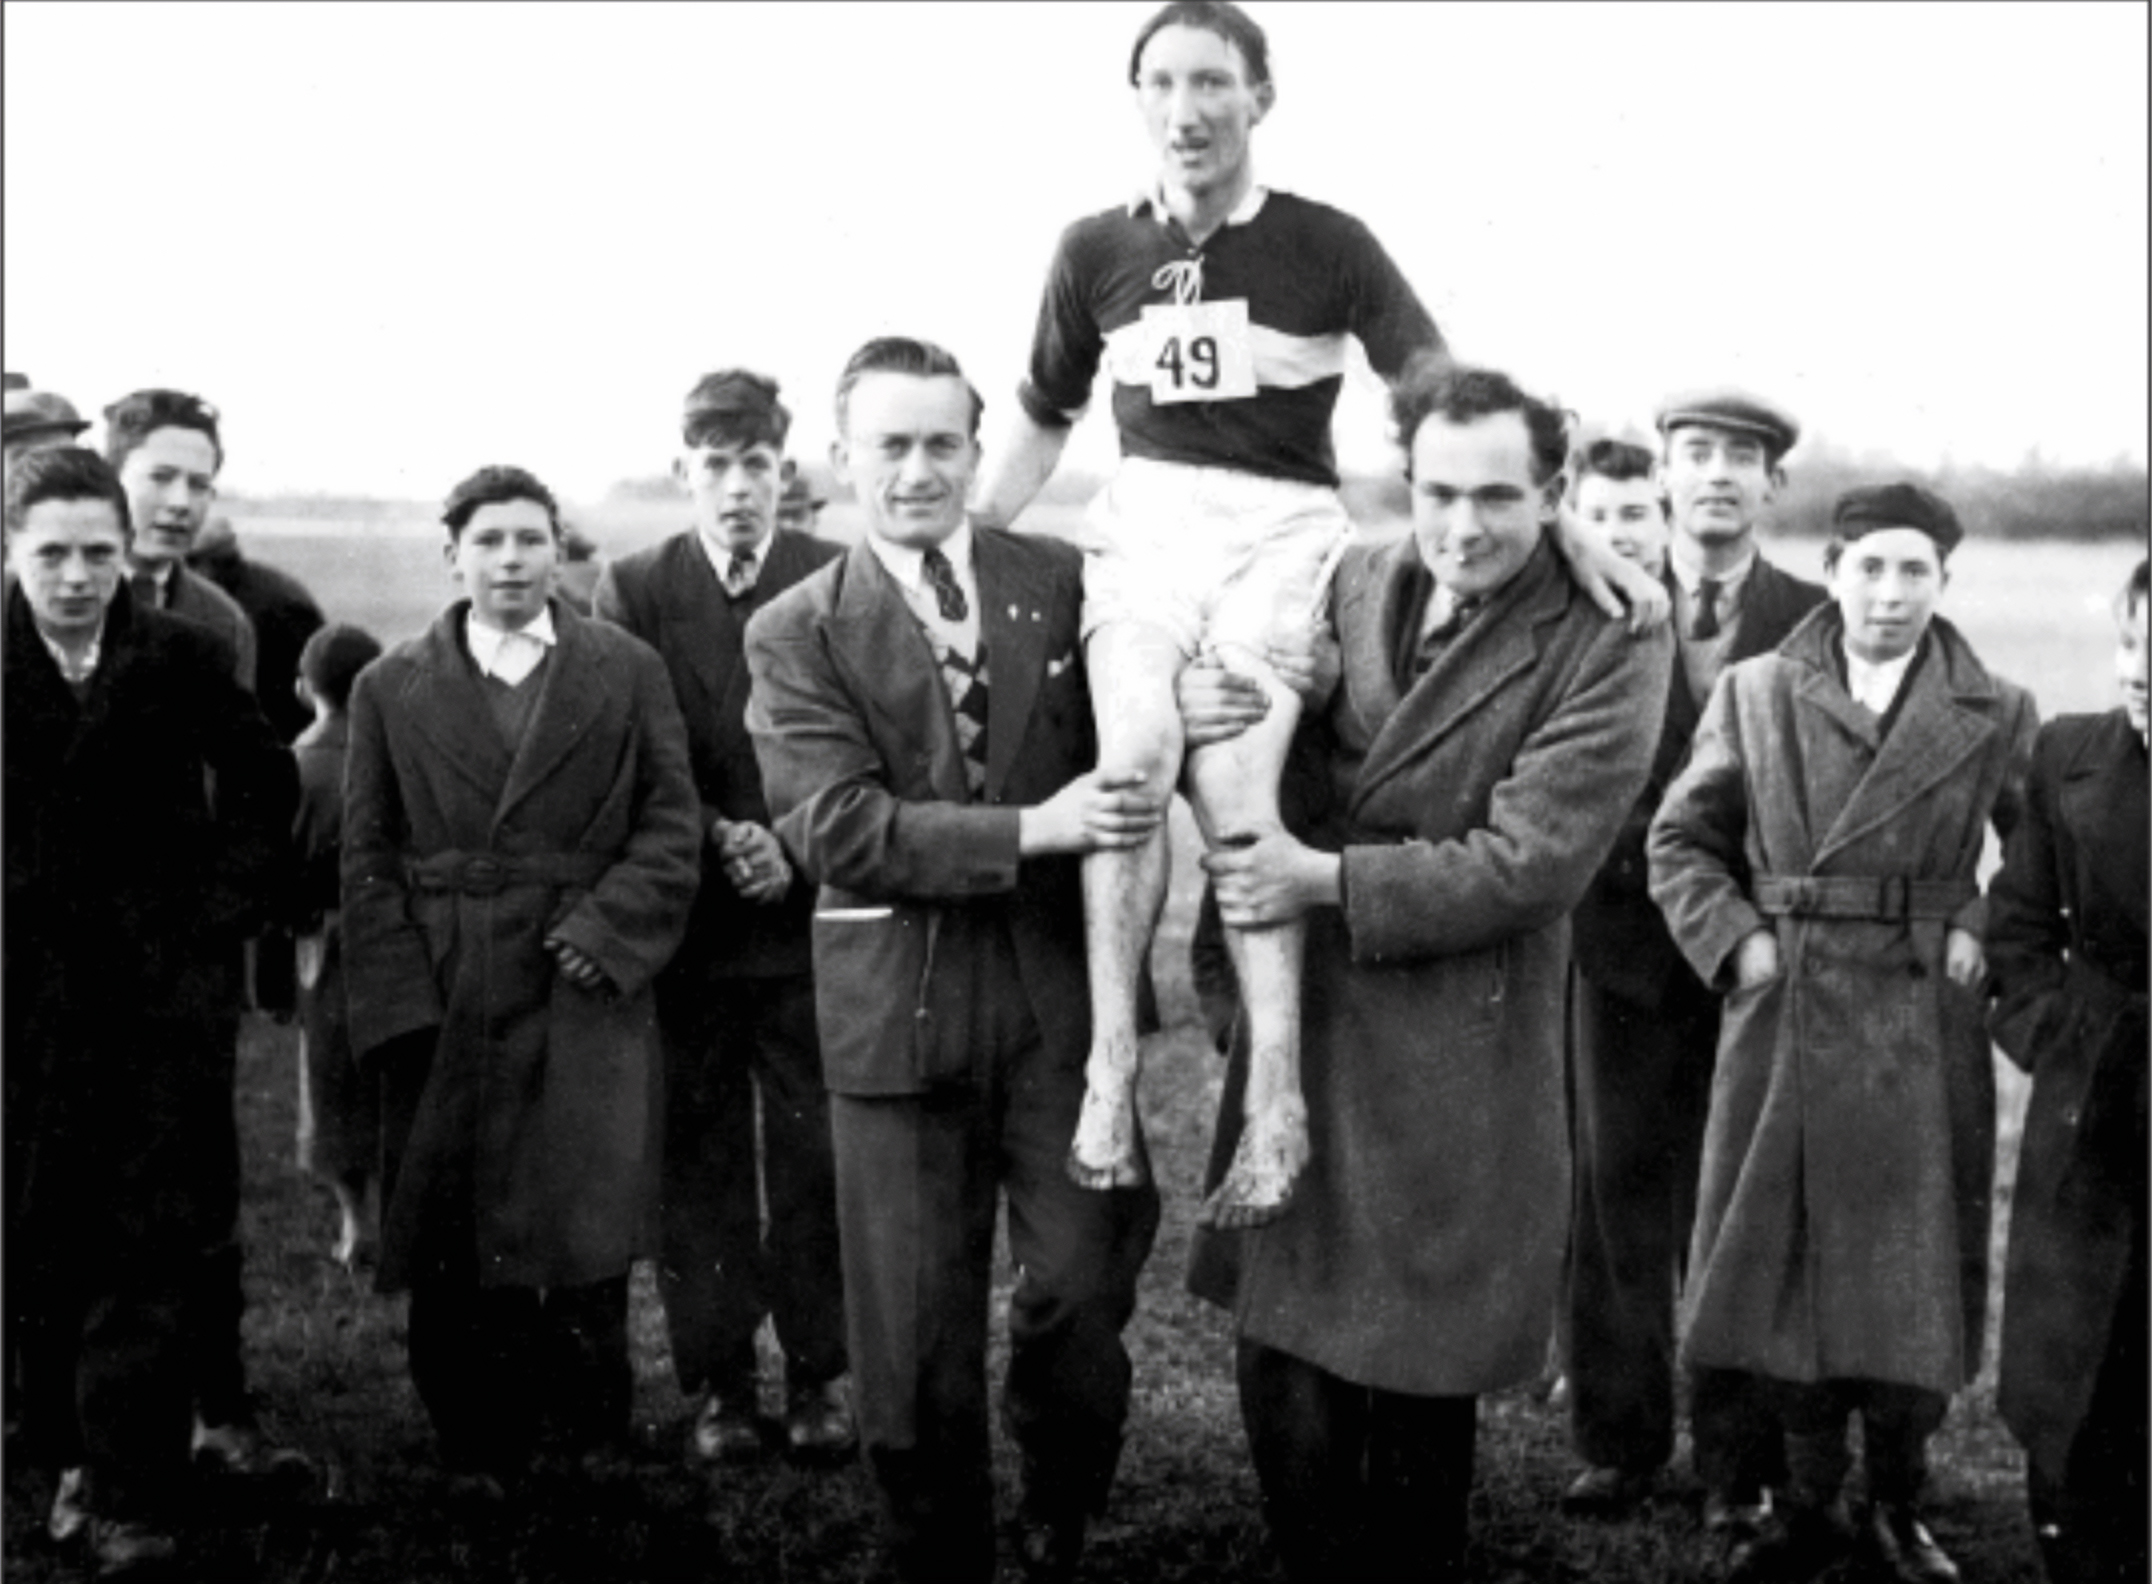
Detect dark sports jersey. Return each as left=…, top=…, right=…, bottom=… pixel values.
left=1017, top=188, right=1442, bottom=489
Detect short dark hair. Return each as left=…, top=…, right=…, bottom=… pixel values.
left=833, top=337, right=984, bottom=439
left=1571, top=437, right=1656, bottom=492
left=1129, top=0, right=1270, bottom=86
left=5, top=445, right=132, bottom=538
left=440, top=464, right=562, bottom=540
left=103, top=388, right=225, bottom=474
left=2120, top=557, right=2149, bottom=624
left=1391, top=356, right=1571, bottom=486
left=298, top=622, right=384, bottom=713
left=682, top=369, right=791, bottom=451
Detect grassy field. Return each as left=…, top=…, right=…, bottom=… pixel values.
left=5, top=522, right=2136, bottom=1581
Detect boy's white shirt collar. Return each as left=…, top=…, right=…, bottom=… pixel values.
left=466, top=604, right=556, bottom=682
left=1842, top=638, right=1918, bottom=716
left=696, top=522, right=777, bottom=582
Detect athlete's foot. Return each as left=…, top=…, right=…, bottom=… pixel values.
left=1198, top=1091, right=1308, bottom=1229
left=1066, top=1058, right=1147, bottom=1190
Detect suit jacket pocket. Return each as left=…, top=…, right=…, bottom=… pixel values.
left=811, top=898, right=946, bottom=1096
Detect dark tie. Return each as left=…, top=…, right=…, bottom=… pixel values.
left=130, top=569, right=161, bottom=610
left=922, top=545, right=968, bottom=623
left=933, top=638, right=991, bottom=796
left=1691, top=577, right=1723, bottom=641
left=1413, top=593, right=1480, bottom=677
left=724, top=548, right=757, bottom=599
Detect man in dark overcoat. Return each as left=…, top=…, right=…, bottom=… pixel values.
left=341, top=465, right=702, bottom=1489
left=1188, top=363, right=1670, bottom=1581
left=594, top=370, right=853, bottom=1462
left=188, top=515, right=326, bottom=744
left=1989, top=558, right=2149, bottom=1584
left=4, top=447, right=295, bottom=1571
left=1561, top=388, right=1824, bottom=1518
left=745, top=338, right=1164, bottom=1584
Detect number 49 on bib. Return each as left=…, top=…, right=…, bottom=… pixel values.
left=1142, top=299, right=1258, bottom=404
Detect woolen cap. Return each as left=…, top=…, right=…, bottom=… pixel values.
left=1654, top=388, right=1800, bottom=462
left=4, top=388, right=91, bottom=442
left=1831, top=482, right=1963, bottom=554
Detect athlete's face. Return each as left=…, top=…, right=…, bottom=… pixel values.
left=2116, top=591, right=2147, bottom=736
left=1135, top=24, right=1272, bottom=201
left=832, top=373, right=979, bottom=550
left=1574, top=473, right=1669, bottom=576
left=676, top=434, right=788, bottom=555
left=7, top=496, right=128, bottom=639
left=1661, top=422, right=1779, bottom=553
left=446, top=497, right=559, bottom=631
left=1409, top=411, right=1557, bottom=602
left=1829, top=526, right=1946, bottom=665
left=117, top=425, right=219, bottom=569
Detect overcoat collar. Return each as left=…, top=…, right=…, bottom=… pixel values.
left=827, top=528, right=1055, bottom=803
left=6, top=578, right=147, bottom=758
left=1779, top=605, right=2003, bottom=865
left=1342, top=535, right=1569, bottom=814
left=396, top=597, right=615, bottom=830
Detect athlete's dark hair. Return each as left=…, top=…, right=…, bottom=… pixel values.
left=5, top=445, right=132, bottom=538
left=833, top=337, right=984, bottom=439
left=1391, top=356, right=1571, bottom=487
left=2120, top=557, right=2149, bottom=623
left=1129, top=1, right=1270, bottom=87
left=440, top=464, right=562, bottom=541
left=298, top=622, right=384, bottom=713
left=103, top=388, right=225, bottom=474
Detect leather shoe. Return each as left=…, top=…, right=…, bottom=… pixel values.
left=1562, top=1463, right=1655, bottom=1514
left=689, top=1393, right=764, bottom=1463
left=1723, top=1500, right=1852, bottom=1584
left=1014, top=1506, right=1087, bottom=1584
left=783, top=1377, right=857, bottom=1459
left=1705, top=1484, right=1773, bottom=1535
left=88, top=1516, right=178, bottom=1578
left=191, top=1414, right=316, bottom=1489
left=1867, top=1501, right=1960, bottom=1584
left=48, top=1466, right=91, bottom=1544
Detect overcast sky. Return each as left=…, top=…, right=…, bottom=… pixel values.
left=6, top=1, right=2146, bottom=501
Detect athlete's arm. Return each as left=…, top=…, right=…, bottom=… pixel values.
left=972, top=409, right=1073, bottom=533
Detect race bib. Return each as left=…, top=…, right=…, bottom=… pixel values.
left=1142, top=298, right=1258, bottom=404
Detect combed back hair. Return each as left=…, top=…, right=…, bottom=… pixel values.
left=5, top=445, right=132, bottom=538
left=833, top=337, right=985, bottom=439
left=1391, top=357, right=1571, bottom=486
left=1129, top=0, right=1270, bottom=86
left=2121, top=557, right=2149, bottom=623
left=298, top=622, right=384, bottom=713
left=1569, top=437, right=1657, bottom=498
left=682, top=369, right=791, bottom=451
left=103, top=388, right=225, bottom=473
left=440, top=464, right=562, bottom=540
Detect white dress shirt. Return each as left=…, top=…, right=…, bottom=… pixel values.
left=1843, top=640, right=1918, bottom=718
left=866, top=521, right=983, bottom=658
left=466, top=605, right=557, bottom=686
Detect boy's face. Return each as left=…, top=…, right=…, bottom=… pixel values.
left=1830, top=526, right=1946, bottom=665
left=116, top=425, right=219, bottom=568
left=2118, top=593, right=2147, bottom=736
left=1660, top=422, right=1778, bottom=552
left=1574, top=473, right=1669, bottom=576
left=445, top=497, right=559, bottom=631
left=676, top=433, right=790, bottom=555
left=8, top=496, right=129, bottom=637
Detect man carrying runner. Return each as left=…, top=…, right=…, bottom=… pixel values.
left=974, top=0, right=1654, bottom=1226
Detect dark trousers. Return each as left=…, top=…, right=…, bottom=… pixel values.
left=1236, top=1339, right=1477, bottom=1584
left=184, top=1016, right=251, bottom=1428
left=2028, top=1221, right=2149, bottom=1584
left=1775, top=1377, right=1948, bottom=1506
left=829, top=1002, right=1160, bottom=1584
left=1565, top=973, right=1779, bottom=1488
left=656, top=972, right=845, bottom=1399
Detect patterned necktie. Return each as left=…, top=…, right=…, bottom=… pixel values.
left=921, top=545, right=968, bottom=623
left=724, top=548, right=758, bottom=599
left=932, top=637, right=991, bottom=796
left=1691, top=576, right=1723, bottom=641
left=130, top=569, right=161, bottom=610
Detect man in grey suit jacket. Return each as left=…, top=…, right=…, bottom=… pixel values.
left=746, top=337, right=1163, bottom=1584
left=594, top=370, right=852, bottom=1464
left=1561, top=389, right=1825, bottom=1523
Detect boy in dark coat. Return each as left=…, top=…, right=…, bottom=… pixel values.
left=4, top=447, right=295, bottom=1572
left=341, top=465, right=701, bottom=1492
left=1989, top=558, right=2149, bottom=1584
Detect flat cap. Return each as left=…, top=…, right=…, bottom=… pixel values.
left=682, top=369, right=789, bottom=446
left=4, top=388, right=92, bottom=442
left=1831, top=482, right=1962, bottom=555
left=1654, top=388, right=1800, bottom=461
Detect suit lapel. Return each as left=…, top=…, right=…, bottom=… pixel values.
left=656, top=533, right=739, bottom=712
left=1350, top=539, right=1558, bottom=813
left=400, top=605, right=518, bottom=807
left=494, top=603, right=610, bottom=827
left=974, top=531, right=1051, bottom=800
left=1811, top=622, right=1996, bottom=865
left=828, top=542, right=968, bottom=803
